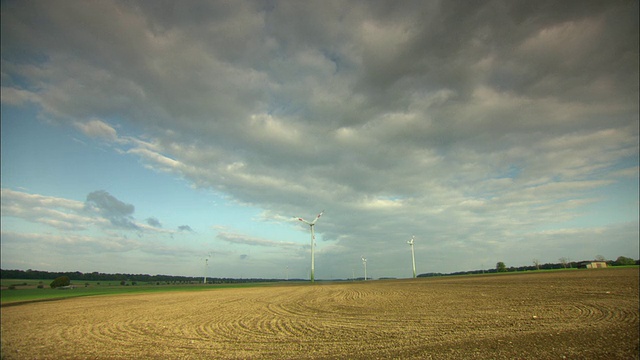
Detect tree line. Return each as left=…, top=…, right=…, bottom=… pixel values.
left=3, top=256, right=636, bottom=282
left=0, top=269, right=286, bottom=284
left=418, top=256, right=638, bottom=278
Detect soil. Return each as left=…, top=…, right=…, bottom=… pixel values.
left=1, top=268, right=638, bottom=359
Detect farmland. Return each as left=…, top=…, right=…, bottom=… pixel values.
left=0, top=280, right=275, bottom=306
left=1, top=268, right=638, bottom=359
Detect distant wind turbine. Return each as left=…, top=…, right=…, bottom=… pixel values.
left=297, top=210, right=324, bottom=283
left=202, top=252, right=212, bottom=284
left=407, top=236, right=416, bottom=278
left=362, top=256, right=367, bottom=281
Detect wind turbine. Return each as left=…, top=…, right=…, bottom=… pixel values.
left=407, top=236, right=416, bottom=278
left=362, top=256, right=367, bottom=281
left=202, top=252, right=212, bottom=284
left=297, top=210, right=324, bottom=283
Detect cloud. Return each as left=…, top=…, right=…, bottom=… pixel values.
left=1, top=188, right=96, bottom=231
left=74, top=119, right=118, bottom=142
left=1, top=188, right=178, bottom=241
left=146, top=217, right=162, bottom=228
left=0, top=189, right=213, bottom=274
left=0, top=87, right=38, bottom=106
left=217, top=231, right=299, bottom=249
left=1, top=1, right=638, bottom=276
left=85, top=190, right=137, bottom=229
left=0, top=230, right=141, bottom=254
left=0, top=229, right=204, bottom=274
left=178, top=225, right=193, bottom=232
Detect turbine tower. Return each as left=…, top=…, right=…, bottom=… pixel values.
left=203, top=252, right=212, bottom=284
left=407, top=236, right=416, bottom=278
left=362, top=256, right=367, bottom=281
left=297, top=210, right=324, bottom=282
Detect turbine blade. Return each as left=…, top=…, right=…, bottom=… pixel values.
left=311, top=210, right=324, bottom=224
left=297, top=217, right=312, bottom=225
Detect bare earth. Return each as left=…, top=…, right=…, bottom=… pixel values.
left=1, top=268, right=638, bottom=359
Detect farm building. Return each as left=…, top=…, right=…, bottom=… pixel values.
left=577, top=261, right=608, bottom=269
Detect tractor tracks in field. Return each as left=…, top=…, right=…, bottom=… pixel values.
left=182, top=282, right=418, bottom=346
left=2, top=270, right=638, bottom=359
left=571, top=300, right=639, bottom=325
left=193, top=284, right=383, bottom=343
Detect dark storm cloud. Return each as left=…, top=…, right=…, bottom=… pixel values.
left=146, top=217, right=162, bottom=228
left=85, top=190, right=137, bottom=229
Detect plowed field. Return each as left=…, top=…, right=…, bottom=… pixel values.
left=2, top=268, right=638, bottom=359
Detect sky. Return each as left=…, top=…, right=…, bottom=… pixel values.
left=1, top=0, right=638, bottom=280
